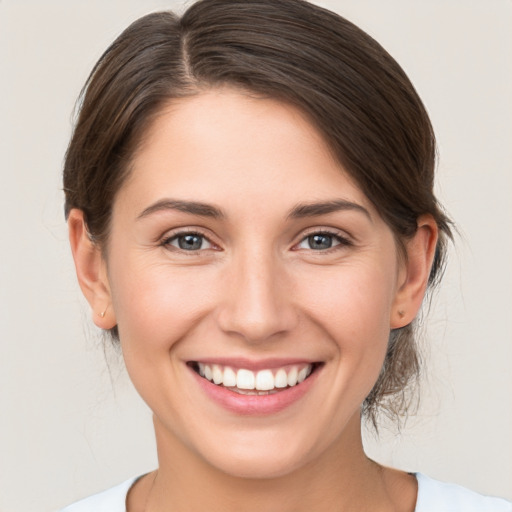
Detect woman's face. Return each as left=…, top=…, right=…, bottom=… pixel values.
left=96, top=89, right=418, bottom=478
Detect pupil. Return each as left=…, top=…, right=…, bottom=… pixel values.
left=309, top=234, right=332, bottom=249
left=179, top=234, right=202, bottom=250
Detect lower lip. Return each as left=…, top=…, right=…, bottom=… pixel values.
left=190, top=366, right=321, bottom=415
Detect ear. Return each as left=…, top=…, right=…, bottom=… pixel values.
left=390, top=215, right=439, bottom=329
left=68, top=209, right=116, bottom=329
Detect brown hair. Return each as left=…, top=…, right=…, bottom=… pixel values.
left=64, top=0, right=452, bottom=426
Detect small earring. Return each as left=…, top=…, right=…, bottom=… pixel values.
left=398, top=310, right=405, bottom=318
left=99, top=306, right=108, bottom=318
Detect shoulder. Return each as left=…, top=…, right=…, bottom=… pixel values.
left=415, top=473, right=512, bottom=512
left=57, top=477, right=139, bottom=512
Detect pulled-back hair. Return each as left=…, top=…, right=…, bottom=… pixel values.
left=64, top=0, right=452, bottom=426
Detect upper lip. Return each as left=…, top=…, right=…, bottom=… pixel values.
left=187, top=357, right=319, bottom=371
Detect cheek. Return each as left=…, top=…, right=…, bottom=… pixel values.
left=109, top=257, right=218, bottom=357
left=295, top=261, right=397, bottom=344
left=295, top=264, right=396, bottom=410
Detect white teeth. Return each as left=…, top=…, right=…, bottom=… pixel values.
left=274, top=368, right=288, bottom=388
left=287, top=367, right=298, bottom=386
left=223, top=367, right=237, bottom=387
left=197, top=363, right=314, bottom=391
left=255, top=369, right=274, bottom=391
left=297, top=367, right=308, bottom=383
left=212, top=365, right=223, bottom=385
left=237, top=369, right=255, bottom=390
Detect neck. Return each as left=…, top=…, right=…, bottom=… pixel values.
left=142, top=413, right=411, bottom=512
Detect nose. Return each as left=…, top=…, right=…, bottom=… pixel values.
left=216, top=248, right=298, bottom=344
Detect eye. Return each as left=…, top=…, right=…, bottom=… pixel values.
left=296, top=231, right=349, bottom=251
left=164, top=232, right=213, bottom=251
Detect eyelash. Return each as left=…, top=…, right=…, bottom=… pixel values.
left=160, top=230, right=217, bottom=253
left=294, top=230, right=353, bottom=253
left=159, top=229, right=352, bottom=254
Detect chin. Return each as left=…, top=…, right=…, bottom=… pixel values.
left=205, top=450, right=308, bottom=480
left=193, top=429, right=321, bottom=480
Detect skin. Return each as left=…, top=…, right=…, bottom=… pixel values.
left=69, top=88, right=438, bottom=511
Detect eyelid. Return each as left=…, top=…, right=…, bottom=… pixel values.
left=159, top=227, right=221, bottom=252
left=292, top=227, right=353, bottom=251
left=167, top=233, right=212, bottom=251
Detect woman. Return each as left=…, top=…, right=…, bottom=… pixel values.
left=59, top=0, right=511, bottom=510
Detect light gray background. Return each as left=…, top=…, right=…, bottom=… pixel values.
left=0, top=1, right=511, bottom=511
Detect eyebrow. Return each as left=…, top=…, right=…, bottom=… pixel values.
left=288, top=199, right=372, bottom=220
left=137, top=198, right=370, bottom=222
left=137, top=199, right=225, bottom=220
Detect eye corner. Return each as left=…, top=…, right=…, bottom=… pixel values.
left=292, top=229, right=354, bottom=253
left=160, top=229, right=221, bottom=253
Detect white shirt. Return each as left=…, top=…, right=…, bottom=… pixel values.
left=58, top=473, right=512, bottom=512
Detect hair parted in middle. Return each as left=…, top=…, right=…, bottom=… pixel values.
left=63, top=0, right=452, bottom=426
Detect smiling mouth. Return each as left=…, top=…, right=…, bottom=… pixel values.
left=189, top=362, right=321, bottom=395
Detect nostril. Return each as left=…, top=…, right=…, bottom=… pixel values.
left=215, top=272, right=299, bottom=343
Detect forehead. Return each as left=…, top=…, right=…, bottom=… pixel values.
left=120, top=89, right=373, bottom=216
